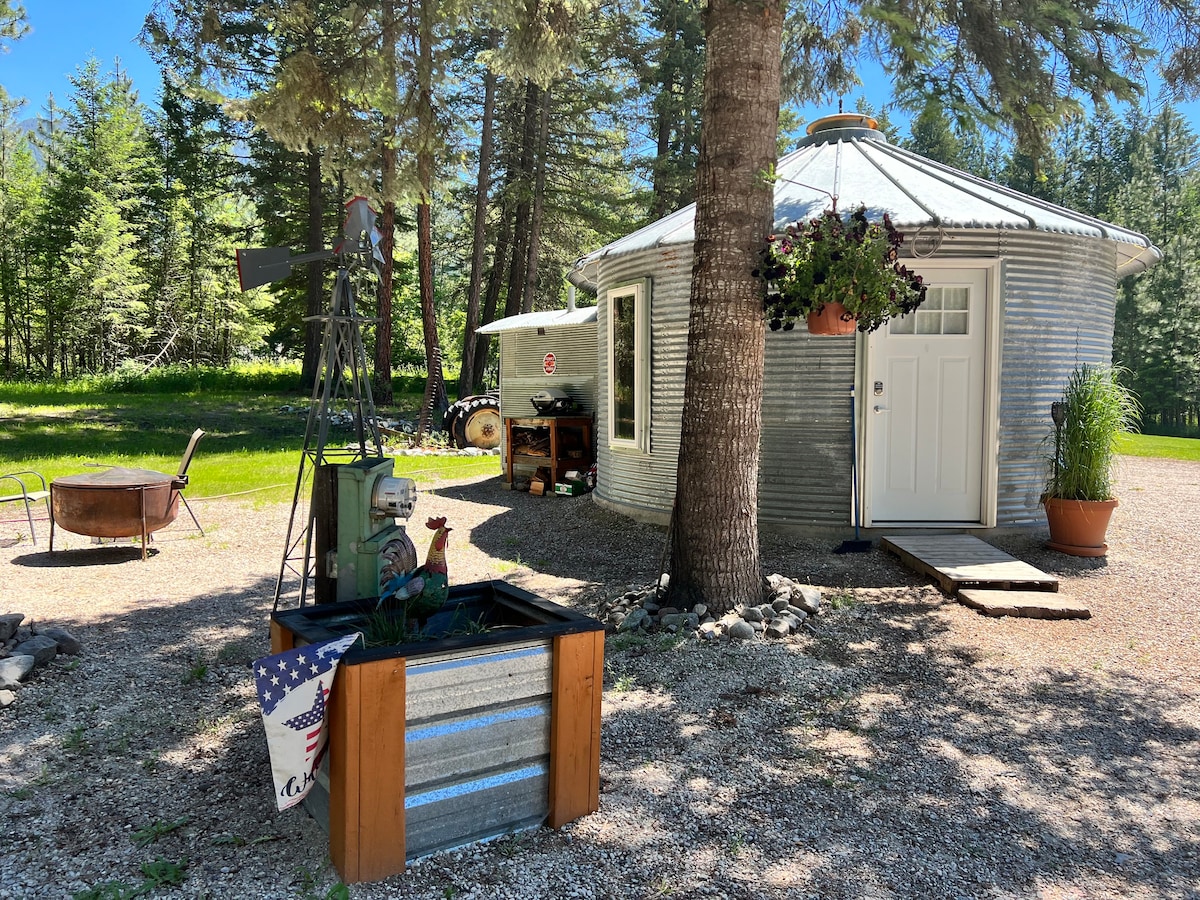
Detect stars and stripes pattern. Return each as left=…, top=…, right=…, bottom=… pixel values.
left=253, top=632, right=360, bottom=810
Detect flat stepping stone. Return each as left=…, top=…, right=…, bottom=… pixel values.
left=958, top=589, right=1090, bottom=620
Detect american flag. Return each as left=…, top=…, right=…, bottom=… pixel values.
left=253, top=632, right=360, bottom=811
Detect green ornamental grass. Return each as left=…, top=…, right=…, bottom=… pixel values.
left=1047, top=364, right=1141, bottom=501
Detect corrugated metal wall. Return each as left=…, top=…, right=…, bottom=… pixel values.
left=993, top=231, right=1117, bottom=526
left=404, top=640, right=553, bottom=859
left=498, top=324, right=597, bottom=419
left=595, top=247, right=692, bottom=521
left=589, top=228, right=1121, bottom=530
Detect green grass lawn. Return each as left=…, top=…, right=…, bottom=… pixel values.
left=1117, top=432, right=1200, bottom=462
left=0, top=367, right=500, bottom=504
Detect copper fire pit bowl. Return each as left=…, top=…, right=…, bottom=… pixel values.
left=50, top=467, right=182, bottom=559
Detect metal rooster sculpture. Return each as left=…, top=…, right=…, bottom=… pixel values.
left=379, top=517, right=452, bottom=630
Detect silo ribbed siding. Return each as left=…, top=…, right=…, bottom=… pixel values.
left=591, top=230, right=1119, bottom=529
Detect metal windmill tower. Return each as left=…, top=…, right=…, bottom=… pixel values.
left=238, top=197, right=390, bottom=609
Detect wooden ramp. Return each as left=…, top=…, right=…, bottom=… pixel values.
left=881, top=534, right=1059, bottom=595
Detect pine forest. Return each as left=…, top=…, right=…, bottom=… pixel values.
left=2, top=2, right=1200, bottom=435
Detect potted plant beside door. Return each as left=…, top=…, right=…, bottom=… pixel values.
left=1042, top=364, right=1140, bottom=556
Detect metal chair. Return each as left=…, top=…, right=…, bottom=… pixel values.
left=173, top=428, right=206, bottom=535
left=0, top=471, right=51, bottom=545
left=80, top=427, right=207, bottom=537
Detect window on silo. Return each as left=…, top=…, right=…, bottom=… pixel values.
left=607, top=280, right=649, bottom=450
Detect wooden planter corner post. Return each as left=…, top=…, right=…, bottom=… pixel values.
left=328, top=658, right=407, bottom=883
left=548, top=629, right=604, bottom=827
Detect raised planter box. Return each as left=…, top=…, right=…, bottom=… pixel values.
left=270, top=581, right=604, bottom=883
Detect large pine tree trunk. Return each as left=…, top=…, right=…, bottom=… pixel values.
left=374, top=0, right=399, bottom=407
left=667, top=0, right=783, bottom=616
left=503, top=81, right=538, bottom=319
left=415, top=0, right=447, bottom=438
left=458, top=36, right=498, bottom=399
left=520, top=83, right=553, bottom=315
left=301, top=147, right=324, bottom=391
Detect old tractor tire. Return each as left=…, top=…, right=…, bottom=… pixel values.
left=450, top=395, right=502, bottom=450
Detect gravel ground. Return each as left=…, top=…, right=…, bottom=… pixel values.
left=1, top=456, right=1198, bottom=900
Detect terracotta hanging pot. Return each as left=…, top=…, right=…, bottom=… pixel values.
left=1043, top=497, right=1118, bottom=557
left=806, top=301, right=858, bottom=336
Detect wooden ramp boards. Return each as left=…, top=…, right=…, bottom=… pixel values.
left=881, top=534, right=1059, bottom=595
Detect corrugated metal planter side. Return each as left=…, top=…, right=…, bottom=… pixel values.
left=270, top=584, right=604, bottom=883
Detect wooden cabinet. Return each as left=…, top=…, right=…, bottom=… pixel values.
left=505, top=416, right=593, bottom=487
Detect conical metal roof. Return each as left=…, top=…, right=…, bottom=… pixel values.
left=576, top=115, right=1160, bottom=279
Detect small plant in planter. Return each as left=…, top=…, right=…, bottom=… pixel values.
left=1042, top=363, right=1140, bottom=556
left=758, top=204, right=927, bottom=334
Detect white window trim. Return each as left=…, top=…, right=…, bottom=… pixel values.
left=606, top=280, right=650, bottom=452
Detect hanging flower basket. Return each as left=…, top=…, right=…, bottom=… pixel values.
left=758, top=205, right=927, bottom=334
left=806, top=301, right=858, bottom=335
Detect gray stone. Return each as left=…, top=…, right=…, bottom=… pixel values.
left=765, top=620, right=792, bottom=639
left=660, top=613, right=689, bottom=629
left=0, top=689, right=13, bottom=708
left=741, top=607, right=764, bottom=623
left=794, top=585, right=822, bottom=615
left=37, top=626, right=82, bottom=656
left=727, top=620, right=756, bottom=641
left=957, top=589, right=1091, bottom=620
left=618, top=608, right=649, bottom=632
left=643, top=602, right=660, bottom=616
left=786, top=605, right=809, bottom=621
left=13, top=635, right=58, bottom=667
left=749, top=620, right=765, bottom=633
left=0, top=614, right=24, bottom=643
left=771, top=598, right=790, bottom=612
left=655, top=607, right=681, bottom=619
left=756, top=603, right=776, bottom=619
left=607, top=610, right=627, bottom=629
left=0, top=655, right=36, bottom=689
left=691, top=603, right=707, bottom=618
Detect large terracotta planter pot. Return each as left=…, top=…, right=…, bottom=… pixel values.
left=806, top=301, right=858, bottom=335
left=1043, top=497, right=1118, bottom=557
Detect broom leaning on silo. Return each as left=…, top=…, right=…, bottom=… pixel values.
left=835, top=388, right=873, bottom=553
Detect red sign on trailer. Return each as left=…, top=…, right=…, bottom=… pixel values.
left=543, top=352, right=557, bottom=375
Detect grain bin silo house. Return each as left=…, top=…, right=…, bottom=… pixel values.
left=565, top=113, right=1160, bottom=532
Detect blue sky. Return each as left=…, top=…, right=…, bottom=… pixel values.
left=1, top=1, right=161, bottom=112
left=0, top=1, right=1189, bottom=130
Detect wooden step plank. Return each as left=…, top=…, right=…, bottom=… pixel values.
left=881, top=535, right=1058, bottom=595
left=958, top=589, right=1090, bottom=620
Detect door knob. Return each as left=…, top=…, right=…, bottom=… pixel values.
left=873, top=405, right=888, bottom=414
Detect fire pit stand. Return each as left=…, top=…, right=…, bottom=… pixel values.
left=50, top=467, right=183, bottom=560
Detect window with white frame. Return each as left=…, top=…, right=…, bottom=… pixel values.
left=607, top=280, right=649, bottom=450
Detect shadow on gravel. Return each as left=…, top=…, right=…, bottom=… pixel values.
left=597, top=589, right=1200, bottom=899
left=9, top=546, right=159, bottom=566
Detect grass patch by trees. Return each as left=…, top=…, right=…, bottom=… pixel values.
left=0, top=366, right=499, bottom=504
left=1117, top=432, right=1200, bottom=463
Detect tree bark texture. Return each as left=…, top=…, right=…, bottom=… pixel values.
left=374, top=198, right=396, bottom=406
left=458, top=35, right=498, bottom=399
left=415, top=0, right=447, bottom=437
left=503, top=81, right=538, bottom=319
left=373, top=0, right=399, bottom=407
left=521, top=83, right=553, bottom=315
left=301, top=147, right=325, bottom=391
left=668, top=0, right=783, bottom=616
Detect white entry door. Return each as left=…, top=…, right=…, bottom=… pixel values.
left=866, top=266, right=988, bottom=523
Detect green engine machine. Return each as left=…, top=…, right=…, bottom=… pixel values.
left=332, top=457, right=418, bottom=603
